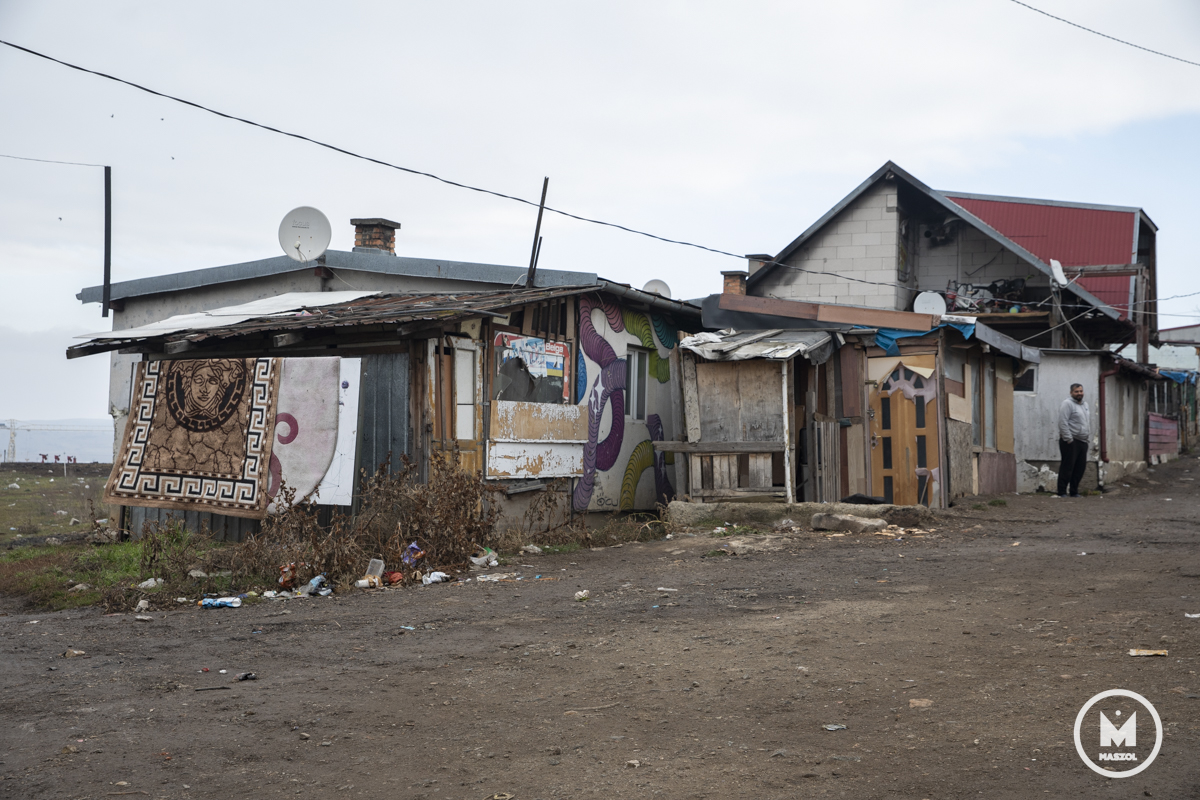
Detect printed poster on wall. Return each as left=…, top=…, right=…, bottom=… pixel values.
left=494, top=333, right=570, bottom=403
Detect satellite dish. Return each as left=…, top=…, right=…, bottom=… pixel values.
left=278, top=207, right=332, bottom=263
left=914, top=291, right=947, bottom=316
left=642, top=279, right=672, bottom=298
left=1049, top=258, right=1069, bottom=288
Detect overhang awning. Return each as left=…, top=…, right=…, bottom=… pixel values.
left=679, top=328, right=837, bottom=364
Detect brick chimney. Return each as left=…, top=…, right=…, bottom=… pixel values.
left=721, top=269, right=748, bottom=295
left=351, top=218, right=401, bottom=255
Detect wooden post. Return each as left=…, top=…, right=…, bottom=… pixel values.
left=782, top=360, right=794, bottom=504
left=102, top=166, right=111, bottom=318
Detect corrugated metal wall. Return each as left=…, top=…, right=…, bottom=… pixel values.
left=357, top=352, right=411, bottom=476
left=128, top=506, right=260, bottom=543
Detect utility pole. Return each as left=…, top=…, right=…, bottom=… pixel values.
left=102, top=166, right=112, bottom=317
left=525, top=177, right=548, bottom=289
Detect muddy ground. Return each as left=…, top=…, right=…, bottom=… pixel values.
left=3, top=455, right=1200, bottom=799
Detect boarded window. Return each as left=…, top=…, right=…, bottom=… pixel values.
left=492, top=333, right=570, bottom=404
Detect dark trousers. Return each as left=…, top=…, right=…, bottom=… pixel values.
left=1057, top=439, right=1088, bottom=496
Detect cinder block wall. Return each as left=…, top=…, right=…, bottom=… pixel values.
left=754, top=182, right=901, bottom=309
left=915, top=226, right=1043, bottom=292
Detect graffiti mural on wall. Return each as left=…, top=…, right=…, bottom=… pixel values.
left=618, top=414, right=675, bottom=511
left=573, top=294, right=677, bottom=512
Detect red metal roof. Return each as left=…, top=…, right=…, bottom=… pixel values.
left=946, top=195, right=1135, bottom=268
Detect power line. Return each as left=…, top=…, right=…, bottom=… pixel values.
left=1, top=38, right=1193, bottom=321
left=1007, top=0, right=1200, bottom=68
left=0, top=152, right=107, bottom=168
left=0, top=38, right=739, bottom=260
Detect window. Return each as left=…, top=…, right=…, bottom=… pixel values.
left=492, top=333, right=571, bottom=404
left=626, top=348, right=649, bottom=421
left=1014, top=365, right=1036, bottom=393
left=454, top=348, right=476, bottom=440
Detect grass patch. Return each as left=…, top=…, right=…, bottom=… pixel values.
left=971, top=503, right=986, bottom=510
left=987, top=498, right=1007, bottom=507
left=0, top=464, right=112, bottom=546
left=0, top=541, right=143, bottom=611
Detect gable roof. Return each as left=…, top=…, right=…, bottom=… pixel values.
left=750, top=161, right=1121, bottom=320
left=77, top=249, right=599, bottom=305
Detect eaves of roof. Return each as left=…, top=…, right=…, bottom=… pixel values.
left=749, top=161, right=1122, bottom=321
left=77, top=249, right=600, bottom=304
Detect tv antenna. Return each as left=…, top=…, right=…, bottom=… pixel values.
left=278, top=206, right=332, bottom=263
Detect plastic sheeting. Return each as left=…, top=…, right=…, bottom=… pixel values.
left=872, top=320, right=976, bottom=357
left=679, top=328, right=836, bottom=364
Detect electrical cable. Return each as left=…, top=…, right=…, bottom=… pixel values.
left=0, top=38, right=737, bottom=259
left=0, top=152, right=107, bottom=168
left=1007, top=0, right=1200, bottom=69
left=3, top=38, right=1197, bottom=320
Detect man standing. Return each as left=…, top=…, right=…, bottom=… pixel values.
left=1056, top=383, right=1090, bottom=498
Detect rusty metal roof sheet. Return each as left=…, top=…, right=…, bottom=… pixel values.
left=67, top=283, right=701, bottom=359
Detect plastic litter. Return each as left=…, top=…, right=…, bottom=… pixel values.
left=278, top=563, right=299, bottom=589
left=62, top=649, right=85, bottom=658
left=303, top=575, right=328, bottom=596
left=422, top=571, right=451, bottom=585
left=574, top=590, right=590, bottom=601
left=1185, top=613, right=1200, bottom=619
left=521, top=544, right=543, bottom=555
left=138, top=578, right=163, bottom=589
left=355, top=575, right=382, bottom=589
left=656, top=587, right=678, bottom=592
left=200, top=597, right=243, bottom=609
left=237, top=672, right=257, bottom=681
left=477, top=573, right=517, bottom=582
left=366, top=559, right=385, bottom=578
left=470, top=548, right=499, bottom=568
left=135, top=599, right=150, bottom=611
left=384, top=571, right=404, bottom=585
left=823, top=723, right=847, bottom=731
left=135, top=615, right=153, bottom=622
left=401, top=542, right=425, bottom=566
left=1128, top=649, right=1168, bottom=657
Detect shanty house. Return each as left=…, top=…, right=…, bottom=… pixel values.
left=740, top=161, right=1164, bottom=493
left=73, top=219, right=700, bottom=539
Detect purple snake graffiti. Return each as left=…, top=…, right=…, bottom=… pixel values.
left=573, top=294, right=676, bottom=512
left=573, top=295, right=627, bottom=510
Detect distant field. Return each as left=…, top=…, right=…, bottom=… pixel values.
left=0, top=463, right=112, bottom=546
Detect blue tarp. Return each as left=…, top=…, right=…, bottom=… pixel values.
left=872, top=321, right=976, bottom=357
left=1160, top=370, right=1197, bottom=385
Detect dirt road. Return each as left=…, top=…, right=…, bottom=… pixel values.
left=3, top=455, right=1199, bottom=799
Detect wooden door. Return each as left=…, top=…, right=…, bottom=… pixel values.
left=432, top=339, right=483, bottom=475
left=869, top=363, right=939, bottom=506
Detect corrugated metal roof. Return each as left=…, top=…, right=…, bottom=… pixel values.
left=945, top=195, right=1136, bottom=268
left=679, top=329, right=836, bottom=364
left=67, top=285, right=701, bottom=360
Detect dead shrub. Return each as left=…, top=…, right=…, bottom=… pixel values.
left=231, top=451, right=501, bottom=589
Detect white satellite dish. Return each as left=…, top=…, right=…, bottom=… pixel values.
left=278, top=207, right=332, bottom=263
left=642, top=279, right=672, bottom=298
left=1049, top=258, right=1069, bottom=288
left=913, top=291, right=947, bottom=316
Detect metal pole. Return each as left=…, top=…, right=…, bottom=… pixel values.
left=102, top=166, right=112, bottom=318
left=526, top=177, right=548, bottom=288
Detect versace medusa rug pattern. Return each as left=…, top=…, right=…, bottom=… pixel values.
left=104, top=358, right=282, bottom=518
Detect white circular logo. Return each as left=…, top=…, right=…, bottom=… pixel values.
left=1073, top=689, right=1162, bottom=778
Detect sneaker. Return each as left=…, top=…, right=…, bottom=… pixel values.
left=1069, top=493, right=1081, bottom=498
left=1051, top=494, right=1063, bottom=499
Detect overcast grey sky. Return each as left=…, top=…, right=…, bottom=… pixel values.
left=2, top=0, right=1199, bottom=420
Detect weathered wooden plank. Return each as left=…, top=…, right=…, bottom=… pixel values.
left=700, top=455, right=713, bottom=490
left=490, top=400, right=586, bottom=442
left=358, top=352, right=411, bottom=475
left=712, top=455, right=735, bottom=489
left=693, top=488, right=786, bottom=498
left=748, top=454, right=772, bottom=488
left=736, top=360, right=785, bottom=442
left=652, top=441, right=786, bottom=453
left=696, top=361, right=741, bottom=442
left=681, top=351, right=702, bottom=442
left=717, top=291, right=936, bottom=331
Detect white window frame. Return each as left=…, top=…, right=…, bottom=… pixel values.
left=626, top=347, right=649, bottom=422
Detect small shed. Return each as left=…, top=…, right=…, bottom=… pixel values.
left=664, top=329, right=838, bottom=503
